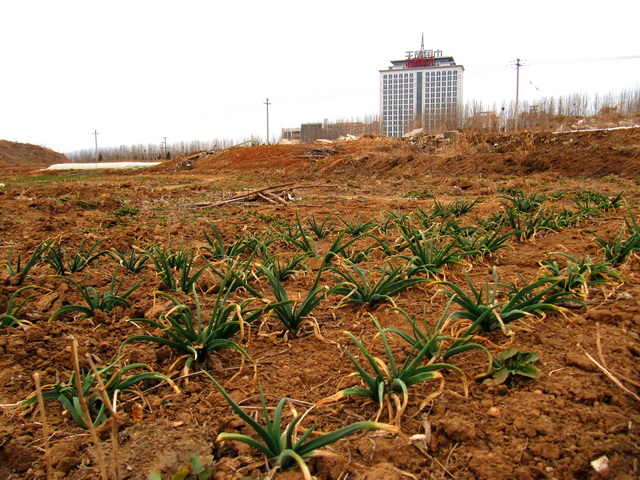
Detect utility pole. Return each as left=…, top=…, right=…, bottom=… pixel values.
left=162, top=137, right=167, bottom=158
left=514, top=58, right=521, bottom=131
left=264, top=98, right=271, bottom=145
left=92, top=130, right=99, bottom=162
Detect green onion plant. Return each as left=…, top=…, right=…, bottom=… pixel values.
left=1, top=286, right=35, bottom=328
left=50, top=269, right=144, bottom=319
left=146, top=243, right=210, bottom=293
left=23, top=360, right=169, bottom=429
left=109, top=243, right=149, bottom=273
left=498, top=191, right=545, bottom=213
left=384, top=299, right=492, bottom=376
left=339, top=315, right=460, bottom=422
left=43, top=238, right=109, bottom=275
left=4, top=239, right=53, bottom=284
left=120, top=282, right=261, bottom=371
left=591, top=227, right=640, bottom=265
left=438, top=267, right=574, bottom=334
left=276, top=213, right=318, bottom=256
left=206, top=373, right=397, bottom=476
left=259, top=250, right=310, bottom=281
left=306, top=213, right=335, bottom=239
left=539, top=252, right=621, bottom=299
left=330, top=260, right=429, bottom=307
left=397, top=229, right=463, bottom=277
left=339, top=216, right=377, bottom=236
left=259, top=265, right=330, bottom=333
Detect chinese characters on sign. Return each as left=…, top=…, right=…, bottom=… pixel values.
left=405, top=49, right=442, bottom=59
left=405, top=57, right=435, bottom=68
left=404, top=49, right=442, bottom=68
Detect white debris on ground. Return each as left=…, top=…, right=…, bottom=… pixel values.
left=553, top=124, right=640, bottom=134
left=44, top=162, right=162, bottom=170
left=590, top=455, right=610, bottom=473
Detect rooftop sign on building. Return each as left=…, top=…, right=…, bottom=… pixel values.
left=404, top=48, right=442, bottom=68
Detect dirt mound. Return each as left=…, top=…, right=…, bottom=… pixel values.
left=155, top=144, right=311, bottom=174
left=152, top=127, right=640, bottom=182
left=0, top=140, right=68, bottom=167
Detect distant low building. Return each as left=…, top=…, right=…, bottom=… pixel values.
left=301, top=123, right=324, bottom=143
left=281, top=128, right=301, bottom=141
left=282, top=120, right=378, bottom=143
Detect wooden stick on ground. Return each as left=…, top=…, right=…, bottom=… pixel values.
left=178, top=183, right=296, bottom=209
left=578, top=342, right=640, bottom=402
left=33, top=372, right=53, bottom=480
left=70, top=338, right=109, bottom=480
left=87, top=355, right=121, bottom=480
left=256, top=192, right=280, bottom=205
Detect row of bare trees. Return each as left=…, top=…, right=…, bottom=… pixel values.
left=463, top=87, right=640, bottom=131
left=66, top=88, right=639, bottom=160
left=65, top=136, right=264, bottom=163
left=398, top=88, right=640, bottom=135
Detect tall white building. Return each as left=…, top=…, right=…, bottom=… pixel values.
left=380, top=40, right=464, bottom=137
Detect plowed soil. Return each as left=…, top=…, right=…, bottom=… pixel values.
left=1, top=127, right=640, bottom=480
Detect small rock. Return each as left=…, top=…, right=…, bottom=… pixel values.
left=488, top=407, right=501, bottom=418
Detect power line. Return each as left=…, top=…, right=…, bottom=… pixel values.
left=527, top=54, right=640, bottom=66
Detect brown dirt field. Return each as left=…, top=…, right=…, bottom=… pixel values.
left=1, top=128, right=639, bottom=480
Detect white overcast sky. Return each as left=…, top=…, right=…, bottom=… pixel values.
left=1, top=0, right=638, bottom=153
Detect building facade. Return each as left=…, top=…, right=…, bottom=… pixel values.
left=281, top=120, right=379, bottom=143
left=380, top=42, right=464, bottom=137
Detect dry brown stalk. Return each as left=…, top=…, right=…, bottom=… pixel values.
left=33, top=372, right=52, bottom=480
left=86, top=355, right=121, bottom=480
left=177, top=183, right=296, bottom=209
left=595, top=323, right=640, bottom=388
left=577, top=342, right=640, bottom=402
left=69, top=337, right=108, bottom=480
